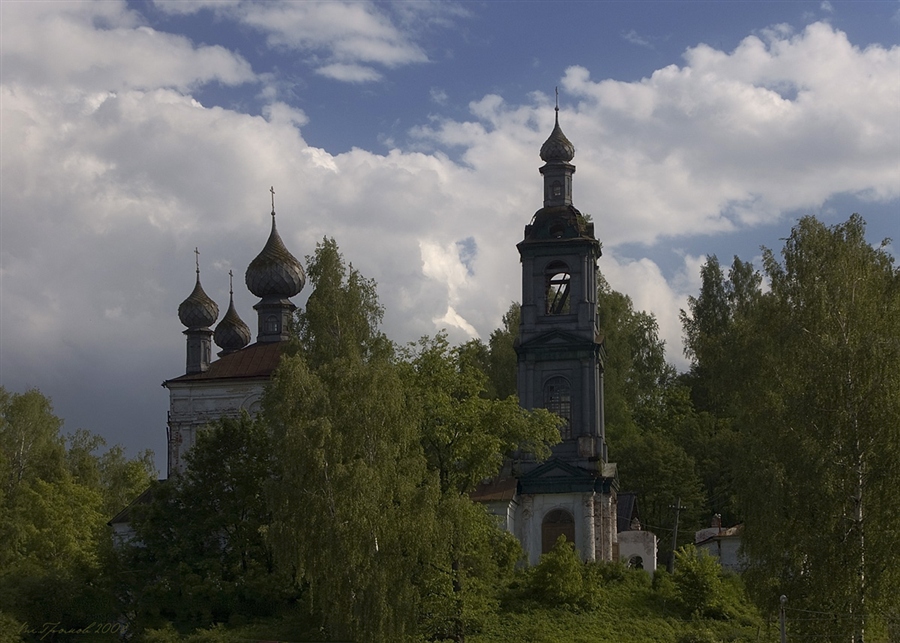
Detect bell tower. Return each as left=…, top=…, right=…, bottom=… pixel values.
left=516, top=106, right=607, bottom=467
left=508, top=105, right=616, bottom=565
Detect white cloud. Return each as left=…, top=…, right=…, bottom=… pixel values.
left=316, top=63, right=383, bottom=83
left=0, top=1, right=255, bottom=92
left=151, top=0, right=438, bottom=81
left=622, top=29, right=653, bottom=49
left=556, top=23, right=900, bottom=245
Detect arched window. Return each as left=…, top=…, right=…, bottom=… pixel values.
left=628, top=555, right=644, bottom=570
left=542, top=508, right=576, bottom=554
left=543, top=376, right=571, bottom=439
left=545, top=261, right=570, bottom=314
left=265, top=315, right=279, bottom=334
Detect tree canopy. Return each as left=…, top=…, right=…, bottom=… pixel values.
left=681, top=215, right=900, bottom=640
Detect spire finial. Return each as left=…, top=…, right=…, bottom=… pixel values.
left=555, top=87, right=559, bottom=122
left=228, top=269, right=234, bottom=297
left=270, top=186, right=276, bottom=217
left=194, top=247, right=200, bottom=277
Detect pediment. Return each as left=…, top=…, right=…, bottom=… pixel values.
left=518, top=329, right=598, bottom=350
left=520, top=458, right=593, bottom=482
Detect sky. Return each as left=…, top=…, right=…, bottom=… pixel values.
left=1, top=1, right=898, bottom=475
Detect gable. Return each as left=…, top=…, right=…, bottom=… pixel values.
left=517, top=329, right=600, bottom=350
left=519, top=458, right=611, bottom=495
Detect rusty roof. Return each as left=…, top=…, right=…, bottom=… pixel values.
left=165, top=341, right=286, bottom=385
left=470, top=477, right=518, bottom=503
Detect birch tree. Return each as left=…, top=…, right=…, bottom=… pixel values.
left=733, top=215, right=900, bottom=641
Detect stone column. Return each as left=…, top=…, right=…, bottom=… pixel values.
left=582, top=492, right=596, bottom=561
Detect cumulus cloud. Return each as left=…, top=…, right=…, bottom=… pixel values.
left=556, top=23, right=899, bottom=245
left=153, top=0, right=439, bottom=81
left=0, top=2, right=255, bottom=92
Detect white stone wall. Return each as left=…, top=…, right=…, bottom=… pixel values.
left=618, top=530, right=658, bottom=576
left=697, top=537, right=745, bottom=573
left=515, top=492, right=614, bottom=564
left=166, top=379, right=265, bottom=476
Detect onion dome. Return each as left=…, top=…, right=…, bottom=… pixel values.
left=178, top=248, right=219, bottom=329
left=245, top=209, right=305, bottom=299
left=540, top=108, right=575, bottom=164
left=214, top=271, right=251, bottom=354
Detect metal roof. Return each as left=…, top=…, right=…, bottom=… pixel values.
left=164, top=341, right=285, bottom=385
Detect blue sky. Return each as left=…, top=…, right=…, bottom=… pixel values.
left=1, top=1, right=898, bottom=474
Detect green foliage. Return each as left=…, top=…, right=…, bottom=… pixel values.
left=122, top=415, right=293, bottom=636
left=681, top=216, right=900, bottom=640
left=487, top=303, right=520, bottom=400
left=0, top=387, right=156, bottom=639
left=672, top=546, right=729, bottom=619
left=403, top=333, right=560, bottom=496
left=528, top=536, right=587, bottom=609
left=294, top=236, right=392, bottom=366
left=675, top=629, right=720, bottom=643
left=265, top=239, right=431, bottom=643
left=474, top=564, right=761, bottom=643
left=139, top=623, right=237, bottom=643
left=418, top=497, right=522, bottom=641
left=402, top=332, right=559, bottom=640
left=0, top=388, right=66, bottom=499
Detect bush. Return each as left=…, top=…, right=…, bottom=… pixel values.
left=676, top=629, right=720, bottom=643
left=674, top=546, right=726, bottom=618
left=652, top=567, right=678, bottom=604
left=528, top=536, right=585, bottom=608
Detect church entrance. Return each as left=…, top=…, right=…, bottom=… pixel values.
left=542, top=508, right=576, bottom=554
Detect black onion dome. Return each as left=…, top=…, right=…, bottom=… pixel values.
left=245, top=217, right=305, bottom=298
left=214, top=295, right=251, bottom=352
left=178, top=277, right=219, bottom=329
left=540, top=113, right=575, bottom=164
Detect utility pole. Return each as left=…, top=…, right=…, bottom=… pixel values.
left=780, top=595, right=787, bottom=643
left=667, top=497, right=685, bottom=574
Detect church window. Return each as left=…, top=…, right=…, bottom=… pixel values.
left=542, top=508, right=576, bottom=554
left=543, top=376, right=572, bottom=439
left=545, top=261, right=570, bottom=314
left=552, top=180, right=562, bottom=197
left=265, top=315, right=279, bottom=334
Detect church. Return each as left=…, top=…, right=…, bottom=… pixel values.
left=164, top=191, right=305, bottom=476
left=160, top=113, right=655, bottom=569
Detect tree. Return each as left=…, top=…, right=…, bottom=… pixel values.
left=680, top=255, right=762, bottom=416
left=264, top=238, right=432, bottom=643
left=457, top=302, right=520, bottom=401
left=122, top=414, right=292, bottom=635
left=403, top=333, right=559, bottom=498
left=597, top=274, right=676, bottom=442
left=730, top=215, right=900, bottom=640
left=401, top=334, right=560, bottom=641
left=486, top=302, right=520, bottom=400
left=0, top=388, right=65, bottom=499
left=0, top=387, right=156, bottom=637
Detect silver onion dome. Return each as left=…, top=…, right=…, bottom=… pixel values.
left=214, top=271, right=251, bottom=353
left=178, top=251, right=219, bottom=329
left=540, top=110, right=575, bottom=164
left=245, top=214, right=305, bottom=299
